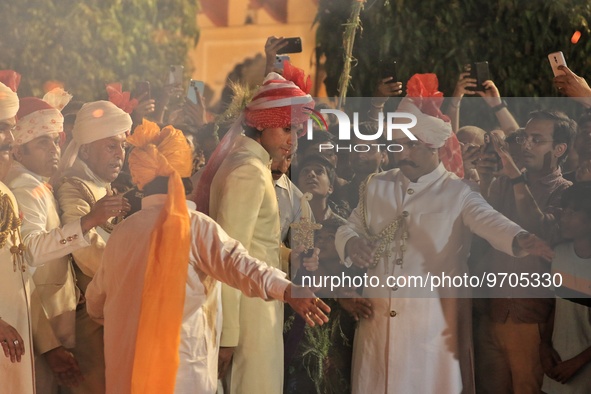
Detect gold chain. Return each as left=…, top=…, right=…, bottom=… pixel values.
left=358, top=175, right=407, bottom=269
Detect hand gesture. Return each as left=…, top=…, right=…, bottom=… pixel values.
left=265, top=36, right=288, bottom=74
left=43, top=346, right=84, bottom=387
left=515, top=233, right=554, bottom=261
left=452, top=71, right=477, bottom=98
left=183, top=92, right=206, bottom=128
left=284, top=284, right=330, bottom=327
left=551, top=357, right=585, bottom=384
left=489, top=131, right=521, bottom=179
left=131, top=93, right=156, bottom=123
left=540, top=342, right=561, bottom=377
left=81, top=194, right=131, bottom=233
left=301, top=247, right=320, bottom=272
left=554, top=65, right=591, bottom=107
left=0, top=319, right=25, bottom=363
left=475, top=80, right=503, bottom=107
left=344, top=237, right=374, bottom=268
left=374, top=78, right=403, bottom=98
left=338, top=291, right=373, bottom=321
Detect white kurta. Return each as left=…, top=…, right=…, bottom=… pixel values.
left=85, top=195, right=290, bottom=394
left=335, top=163, right=524, bottom=394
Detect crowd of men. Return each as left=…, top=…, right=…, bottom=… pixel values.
left=1, top=36, right=591, bottom=394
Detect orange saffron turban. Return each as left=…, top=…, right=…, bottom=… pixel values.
left=127, top=119, right=192, bottom=394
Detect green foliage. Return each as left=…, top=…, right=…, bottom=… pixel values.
left=316, top=0, right=591, bottom=99
left=0, top=0, right=199, bottom=101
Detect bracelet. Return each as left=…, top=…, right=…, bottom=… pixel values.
left=370, top=99, right=386, bottom=109
left=366, top=110, right=379, bottom=121
left=492, top=100, right=507, bottom=112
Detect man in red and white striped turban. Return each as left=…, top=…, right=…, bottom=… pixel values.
left=203, top=70, right=315, bottom=394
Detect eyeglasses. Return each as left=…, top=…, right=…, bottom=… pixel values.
left=515, top=135, right=554, bottom=146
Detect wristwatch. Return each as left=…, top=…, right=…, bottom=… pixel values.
left=492, top=100, right=507, bottom=112
left=509, top=172, right=528, bottom=185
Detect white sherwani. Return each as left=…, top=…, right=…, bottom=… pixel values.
left=85, top=195, right=290, bottom=394
left=5, top=162, right=88, bottom=348
left=0, top=182, right=61, bottom=394
left=335, top=164, right=524, bottom=394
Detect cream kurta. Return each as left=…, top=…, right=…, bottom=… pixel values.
left=85, top=195, right=290, bottom=394
left=209, top=135, right=284, bottom=394
left=335, top=164, right=524, bottom=394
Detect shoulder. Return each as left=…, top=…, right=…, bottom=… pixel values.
left=5, top=168, right=40, bottom=190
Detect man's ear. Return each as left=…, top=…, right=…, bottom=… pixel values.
left=554, top=142, right=567, bottom=159
left=79, top=144, right=89, bottom=161
left=380, top=151, right=389, bottom=167
left=12, top=145, right=23, bottom=161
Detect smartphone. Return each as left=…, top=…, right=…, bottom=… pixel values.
left=380, top=59, right=398, bottom=84
left=470, top=62, right=490, bottom=91
left=187, top=80, right=205, bottom=105
left=134, top=81, right=151, bottom=101
left=276, top=37, right=302, bottom=54
left=548, top=51, right=567, bottom=77
left=168, top=65, right=184, bottom=85
left=274, top=55, right=290, bottom=73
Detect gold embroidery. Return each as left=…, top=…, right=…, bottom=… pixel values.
left=0, top=192, right=26, bottom=272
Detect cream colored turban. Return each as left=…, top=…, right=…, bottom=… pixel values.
left=0, top=82, right=19, bottom=121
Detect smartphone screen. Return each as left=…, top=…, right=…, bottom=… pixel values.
left=276, top=37, right=302, bottom=54
left=380, top=59, right=398, bottom=84
left=470, top=62, right=490, bottom=91
left=134, top=81, right=151, bottom=101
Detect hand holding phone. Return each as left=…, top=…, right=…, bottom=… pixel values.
left=548, top=51, right=567, bottom=77
left=187, top=80, right=205, bottom=105
left=470, top=62, right=490, bottom=92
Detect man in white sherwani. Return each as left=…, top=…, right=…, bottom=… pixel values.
left=7, top=97, right=129, bottom=393
left=335, top=91, right=554, bottom=394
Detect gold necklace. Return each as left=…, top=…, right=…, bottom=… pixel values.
left=0, top=192, right=26, bottom=272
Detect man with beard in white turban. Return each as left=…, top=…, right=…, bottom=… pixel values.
left=335, top=74, right=556, bottom=394
left=54, top=100, right=131, bottom=394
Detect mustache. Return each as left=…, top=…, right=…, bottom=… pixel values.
left=398, top=159, right=419, bottom=168
left=271, top=170, right=284, bottom=176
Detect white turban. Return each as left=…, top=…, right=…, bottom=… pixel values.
left=57, top=100, right=132, bottom=174
left=0, top=82, right=19, bottom=120
left=397, top=97, right=452, bottom=149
